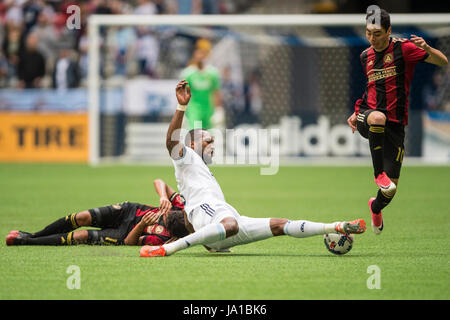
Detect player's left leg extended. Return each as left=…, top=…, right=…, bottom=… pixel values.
left=275, top=218, right=366, bottom=237
left=369, top=122, right=404, bottom=234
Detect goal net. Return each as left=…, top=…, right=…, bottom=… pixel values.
left=87, top=14, right=450, bottom=166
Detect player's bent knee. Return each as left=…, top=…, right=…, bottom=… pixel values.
left=270, top=218, right=289, bottom=236
left=221, top=217, right=239, bottom=237
left=367, top=111, right=386, bottom=125
left=75, top=211, right=92, bottom=226
left=73, top=230, right=88, bottom=244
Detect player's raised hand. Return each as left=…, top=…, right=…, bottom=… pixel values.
left=176, top=80, right=191, bottom=106
left=410, top=35, right=430, bottom=51
left=159, top=196, right=172, bottom=215
left=347, top=112, right=357, bottom=133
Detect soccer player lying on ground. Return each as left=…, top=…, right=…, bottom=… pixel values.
left=347, top=8, right=448, bottom=235
left=140, top=80, right=367, bottom=258
left=6, top=179, right=189, bottom=246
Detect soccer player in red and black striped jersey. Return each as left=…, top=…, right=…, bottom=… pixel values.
left=6, top=179, right=189, bottom=246
left=347, top=9, right=448, bottom=235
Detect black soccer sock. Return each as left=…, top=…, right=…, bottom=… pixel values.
left=368, top=124, right=386, bottom=177
left=32, top=213, right=79, bottom=238
left=22, top=232, right=75, bottom=246
left=371, top=190, right=394, bottom=214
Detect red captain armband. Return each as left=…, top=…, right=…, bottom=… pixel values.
left=169, top=192, right=185, bottom=210
left=354, top=98, right=363, bottom=115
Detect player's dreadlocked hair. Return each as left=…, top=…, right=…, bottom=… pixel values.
left=166, top=208, right=190, bottom=238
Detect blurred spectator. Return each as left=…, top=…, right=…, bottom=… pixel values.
left=247, top=69, right=262, bottom=116
left=17, top=32, right=45, bottom=88
left=22, top=0, right=45, bottom=35
left=52, top=44, right=80, bottom=90
left=202, top=0, right=219, bottom=14
left=131, top=0, right=159, bottom=76
left=4, top=0, right=25, bottom=27
left=133, top=0, right=158, bottom=15
left=30, top=9, right=57, bottom=70
left=114, top=26, right=137, bottom=76
left=242, top=69, right=262, bottom=124
left=153, top=0, right=166, bottom=14
left=94, top=0, right=113, bottom=14
left=135, top=27, right=159, bottom=77
left=221, top=65, right=244, bottom=127
left=77, top=33, right=89, bottom=80
left=110, top=0, right=134, bottom=14
left=423, top=68, right=450, bottom=111
left=167, top=0, right=203, bottom=14
left=0, top=52, right=9, bottom=87
left=2, top=22, right=24, bottom=81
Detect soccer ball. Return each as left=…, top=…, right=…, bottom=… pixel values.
left=323, top=233, right=354, bottom=255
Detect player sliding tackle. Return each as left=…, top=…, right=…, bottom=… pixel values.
left=140, top=80, right=367, bottom=257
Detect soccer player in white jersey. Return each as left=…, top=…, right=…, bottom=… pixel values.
left=141, top=80, right=366, bottom=257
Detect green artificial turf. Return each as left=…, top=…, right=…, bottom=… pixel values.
left=0, top=163, right=449, bottom=299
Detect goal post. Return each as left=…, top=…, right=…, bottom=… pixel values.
left=87, top=13, right=450, bottom=165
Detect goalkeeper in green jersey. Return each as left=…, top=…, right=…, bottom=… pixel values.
left=180, top=39, right=223, bottom=130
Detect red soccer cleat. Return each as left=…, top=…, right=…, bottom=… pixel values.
left=6, top=230, right=20, bottom=246
left=369, top=197, right=384, bottom=235
left=140, top=245, right=166, bottom=257
left=335, top=219, right=366, bottom=234
left=374, top=172, right=396, bottom=198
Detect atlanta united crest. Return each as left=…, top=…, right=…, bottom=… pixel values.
left=384, top=53, right=393, bottom=63
left=154, top=225, right=164, bottom=234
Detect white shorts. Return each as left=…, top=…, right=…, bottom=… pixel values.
left=205, top=216, right=273, bottom=250
left=189, top=201, right=240, bottom=232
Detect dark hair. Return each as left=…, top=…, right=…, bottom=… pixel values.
left=184, top=128, right=207, bottom=146
left=166, top=209, right=190, bottom=238
left=366, top=8, right=391, bottom=32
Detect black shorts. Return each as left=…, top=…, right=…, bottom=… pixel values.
left=356, top=109, right=405, bottom=179
left=87, top=201, right=136, bottom=245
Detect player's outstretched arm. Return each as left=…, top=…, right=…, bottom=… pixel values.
left=166, top=80, right=191, bottom=159
left=411, top=35, right=448, bottom=67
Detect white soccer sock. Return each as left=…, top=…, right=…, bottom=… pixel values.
left=163, top=223, right=227, bottom=255
left=283, top=220, right=338, bottom=238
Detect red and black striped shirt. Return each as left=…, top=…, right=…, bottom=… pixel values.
left=354, top=37, right=429, bottom=126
